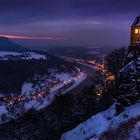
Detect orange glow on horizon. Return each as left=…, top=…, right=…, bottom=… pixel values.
left=0, top=34, right=65, bottom=40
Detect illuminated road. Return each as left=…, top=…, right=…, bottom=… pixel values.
left=66, top=64, right=96, bottom=95
left=60, top=56, right=115, bottom=95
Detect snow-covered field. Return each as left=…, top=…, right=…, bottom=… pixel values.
left=61, top=101, right=140, bottom=140
left=0, top=71, right=86, bottom=124
left=0, top=51, right=48, bottom=60
left=129, top=121, right=140, bottom=139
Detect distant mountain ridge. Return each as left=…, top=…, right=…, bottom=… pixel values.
left=0, top=36, right=29, bottom=52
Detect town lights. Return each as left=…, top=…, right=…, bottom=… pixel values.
left=9, top=101, right=14, bottom=105
left=1, top=69, right=85, bottom=112
left=18, top=98, right=21, bottom=102
left=38, top=93, right=41, bottom=97
left=32, top=96, right=36, bottom=100
left=91, top=60, right=115, bottom=97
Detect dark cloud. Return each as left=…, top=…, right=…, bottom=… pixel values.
left=0, top=0, right=139, bottom=21
left=0, top=0, right=139, bottom=47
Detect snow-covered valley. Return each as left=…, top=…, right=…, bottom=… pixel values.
left=0, top=50, right=87, bottom=125
left=0, top=69, right=86, bottom=124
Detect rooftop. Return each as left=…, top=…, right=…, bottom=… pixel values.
left=132, top=15, right=140, bottom=27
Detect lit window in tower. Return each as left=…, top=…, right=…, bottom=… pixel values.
left=135, top=29, right=139, bottom=34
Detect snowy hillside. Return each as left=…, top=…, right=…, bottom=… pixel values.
left=61, top=101, right=140, bottom=140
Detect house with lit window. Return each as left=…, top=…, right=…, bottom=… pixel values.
left=128, top=15, right=140, bottom=58
left=131, top=15, right=140, bottom=45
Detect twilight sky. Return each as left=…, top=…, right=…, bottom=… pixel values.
left=0, top=0, right=140, bottom=48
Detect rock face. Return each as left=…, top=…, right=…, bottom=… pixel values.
left=0, top=36, right=29, bottom=52
left=115, top=44, right=140, bottom=114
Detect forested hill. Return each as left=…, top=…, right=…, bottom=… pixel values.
left=0, top=37, right=29, bottom=52
left=0, top=52, right=77, bottom=95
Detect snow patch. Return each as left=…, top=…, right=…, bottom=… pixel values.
left=0, top=51, right=48, bottom=60
left=130, top=121, right=140, bottom=139
left=61, top=102, right=140, bottom=140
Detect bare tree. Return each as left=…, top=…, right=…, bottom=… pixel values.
left=105, top=47, right=127, bottom=84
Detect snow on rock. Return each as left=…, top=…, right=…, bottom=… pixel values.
left=130, top=121, right=140, bottom=139
left=110, top=102, right=140, bottom=129
left=55, top=73, right=72, bottom=81
left=0, top=94, right=4, bottom=97
left=0, top=105, right=7, bottom=116
left=0, top=51, right=21, bottom=56
left=24, top=100, right=37, bottom=111
left=61, top=102, right=140, bottom=140
left=25, top=52, right=47, bottom=60
left=21, top=83, right=33, bottom=96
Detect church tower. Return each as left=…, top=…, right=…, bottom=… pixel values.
left=131, top=15, right=140, bottom=45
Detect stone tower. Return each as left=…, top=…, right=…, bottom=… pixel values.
left=131, top=15, right=140, bottom=45
left=115, top=16, right=140, bottom=115
left=129, top=15, right=140, bottom=59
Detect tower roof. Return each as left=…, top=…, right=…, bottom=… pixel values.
left=132, top=15, right=140, bottom=27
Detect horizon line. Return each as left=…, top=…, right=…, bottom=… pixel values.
left=0, top=34, right=65, bottom=40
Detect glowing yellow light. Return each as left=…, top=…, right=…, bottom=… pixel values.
left=135, top=29, right=139, bottom=34
left=9, top=101, right=14, bottom=105
left=96, top=87, right=103, bottom=97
